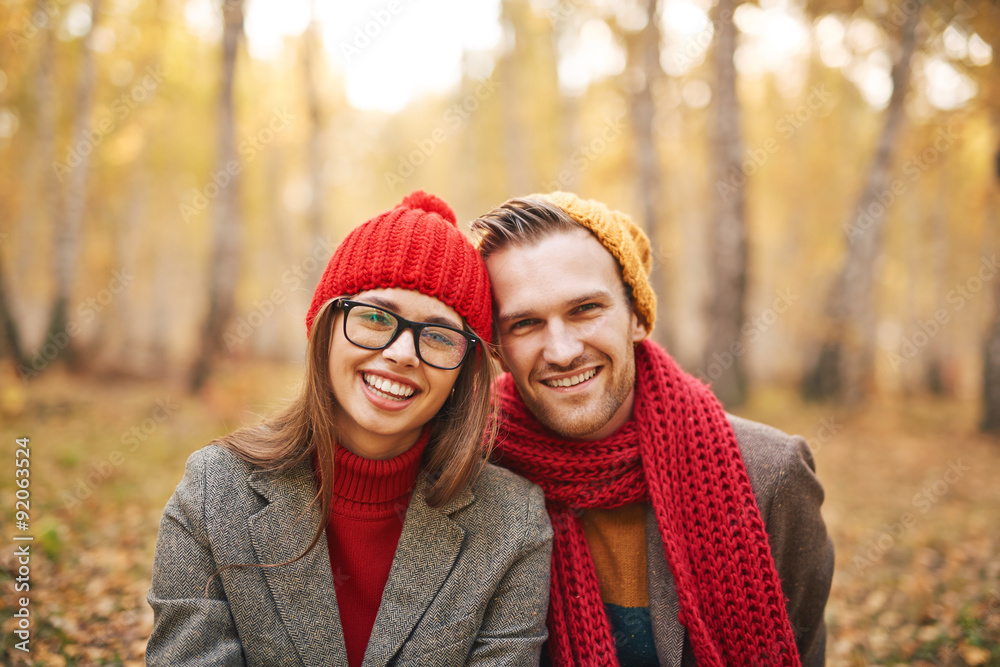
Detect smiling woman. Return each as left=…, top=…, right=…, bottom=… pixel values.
left=146, top=191, right=553, bottom=666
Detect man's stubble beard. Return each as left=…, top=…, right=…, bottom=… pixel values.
left=521, top=351, right=637, bottom=440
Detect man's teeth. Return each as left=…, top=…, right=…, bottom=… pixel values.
left=545, top=368, right=598, bottom=388
left=363, top=374, right=415, bottom=399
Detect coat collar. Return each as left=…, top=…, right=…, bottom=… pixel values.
left=247, top=460, right=476, bottom=667
left=247, top=461, right=348, bottom=667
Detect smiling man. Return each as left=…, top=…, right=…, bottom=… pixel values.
left=471, top=193, right=834, bottom=667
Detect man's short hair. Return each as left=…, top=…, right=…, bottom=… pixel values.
left=471, top=193, right=656, bottom=331
left=469, top=196, right=580, bottom=260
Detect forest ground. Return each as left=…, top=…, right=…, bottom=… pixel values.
left=1, top=360, right=998, bottom=666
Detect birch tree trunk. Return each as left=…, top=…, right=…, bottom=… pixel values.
left=190, top=0, right=244, bottom=391
left=703, top=0, right=747, bottom=407
left=46, top=0, right=102, bottom=366
left=926, top=162, right=949, bottom=394
left=0, top=253, right=27, bottom=369
left=802, top=3, right=920, bottom=404
left=301, top=0, right=325, bottom=287
left=109, top=166, right=146, bottom=374
left=980, top=143, right=1000, bottom=432
left=500, top=0, right=531, bottom=195
left=4, top=0, right=60, bottom=370
left=627, top=0, right=672, bottom=349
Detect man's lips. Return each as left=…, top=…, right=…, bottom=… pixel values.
left=540, top=367, right=600, bottom=389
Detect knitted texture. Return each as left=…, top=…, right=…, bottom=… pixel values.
left=325, top=428, right=430, bottom=667
left=494, top=339, right=801, bottom=666
left=305, top=190, right=492, bottom=341
left=536, top=191, right=657, bottom=332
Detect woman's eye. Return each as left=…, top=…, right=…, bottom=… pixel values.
left=424, top=331, right=458, bottom=348
left=358, top=310, right=393, bottom=327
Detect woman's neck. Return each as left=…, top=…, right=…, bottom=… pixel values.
left=332, top=426, right=431, bottom=511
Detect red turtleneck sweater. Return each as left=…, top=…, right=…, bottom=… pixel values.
left=325, top=428, right=430, bottom=667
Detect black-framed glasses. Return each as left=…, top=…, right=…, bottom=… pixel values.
left=332, top=298, right=479, bottom=370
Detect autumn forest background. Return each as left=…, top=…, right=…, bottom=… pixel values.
left=1, top=0, right=1000, bottom=663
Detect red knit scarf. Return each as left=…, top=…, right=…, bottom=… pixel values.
left=494, top=340, right=801, bottom=666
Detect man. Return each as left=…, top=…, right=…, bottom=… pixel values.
left=470, top=192, right=834, bottom=667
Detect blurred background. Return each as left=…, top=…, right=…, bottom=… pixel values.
left=1, top=0, right=999, bottom=664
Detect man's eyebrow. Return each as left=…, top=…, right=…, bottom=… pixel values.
left=566, top=290, right=614, bottom=307
left=364, top=296, right=462, bottom=329
left=498, top=290, right=614, bottom=324
left=498, top=309, right=536, bottom=325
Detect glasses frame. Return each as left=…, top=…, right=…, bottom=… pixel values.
left=331, top=298, right=480, bottom=370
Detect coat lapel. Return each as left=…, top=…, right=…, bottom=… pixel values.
left=646, top=506, right=685, bottom=667
left=248, top=464, right=349, bottom=667
left=362, top=475, right=474, bottom=667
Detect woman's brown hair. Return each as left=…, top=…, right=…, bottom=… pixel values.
left=212, top=297, right=498, bottom=572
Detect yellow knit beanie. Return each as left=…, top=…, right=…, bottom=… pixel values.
left=536, top=191, right=657, bottom=332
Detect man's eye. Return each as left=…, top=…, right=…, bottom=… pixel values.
left=576, top=303, right=599, bottom=313
left=510, top=319, right=538, bottom=331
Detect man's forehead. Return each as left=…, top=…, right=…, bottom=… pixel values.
left=485, top=230, right=626, bottom=313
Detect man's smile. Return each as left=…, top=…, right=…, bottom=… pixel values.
left=540, top=366, right=601, bottom=389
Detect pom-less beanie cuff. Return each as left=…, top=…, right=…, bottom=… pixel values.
left=535, top=191, right=657, bottom=332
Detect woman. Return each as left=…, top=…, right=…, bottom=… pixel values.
left=147, top=191, right=553, bottom=667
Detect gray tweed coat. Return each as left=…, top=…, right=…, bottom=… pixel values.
left=146, top=446, right=553, bottom=667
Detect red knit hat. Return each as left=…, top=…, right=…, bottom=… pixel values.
left=305, top=191, right=492, bottom=341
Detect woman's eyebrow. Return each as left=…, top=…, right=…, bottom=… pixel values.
left=363, top=295, right=399, bottom=311
left=364, top=296, right=462, bottom=329
left=423, top=315, right=463, bottom=328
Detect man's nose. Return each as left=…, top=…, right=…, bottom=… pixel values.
left=542, top=320, right=584, bottom=368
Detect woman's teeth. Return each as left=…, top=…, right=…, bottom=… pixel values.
left=364, top=374, right=415, bottom=400
left=544, top=368, right=598, bottom=388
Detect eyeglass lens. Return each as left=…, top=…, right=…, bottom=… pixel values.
left=344, top=304, right=469, bottom=369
